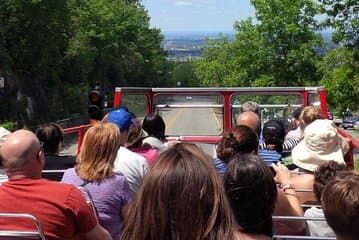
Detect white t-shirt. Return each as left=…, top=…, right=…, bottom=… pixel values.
left=113, top=147, right=149, bottom=195
left=0, top=169, right=8, bottom=185
left=304, top=206, right=335, bottom=237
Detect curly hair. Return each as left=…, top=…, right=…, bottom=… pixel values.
left=216, top=125, right=258, bottom=164
left=313, top=160, right=348, bottom=202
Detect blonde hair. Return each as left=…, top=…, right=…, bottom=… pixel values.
left=299, top=106, right=324, bottom=130
left=76, top=123, right=121, bottom=181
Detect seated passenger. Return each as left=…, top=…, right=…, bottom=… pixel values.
left=224, top=154, right=304, bottom=237
left=62, top=123, right=131, bottom=239
left=322, top=171, right=359, bottom=240
left=214, top=125, right=259, bottom=175
left=286, top=107, right=303, bottom=139
left=0, top=130, right=111, bottom=240
left=291, top=119, right=349, bottom=203
left=236, top=111, right=261, bottom=137
left=259, top=119, right=285, bottom=165
left=236, top=111, right=300, bottom=151
left=241, top=101, right=260, bottom=116
left=35, top=122, right=76, bottom=181
left=120, top=143, right=239, bottom=240
left=142, top=113, right=168, bottom=152
left=126, top=123, right=158, bottom=166
left=224, top=154, right=277, bottom=239
left=105, top=108, right=149, bottom=195
left=299, top=106, right=324, bottom=132
left=305, top=161, right=348, bottom=237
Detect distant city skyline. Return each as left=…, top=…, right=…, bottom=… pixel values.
left=142, top=0, right=255, bottom=32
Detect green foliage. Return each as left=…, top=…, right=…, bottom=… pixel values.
left=0, top=122, right=14, bottom=131
left=171, top=62, right=198, bottom=87
left=318, top=0, right=358, bottom=50
left=66, top=0, right=166, bottom=88
left=195, top=0, right=323, bottom=87
left=319, top=47, right=359, bottom=113
left=0, top=0, right=166, bottom=124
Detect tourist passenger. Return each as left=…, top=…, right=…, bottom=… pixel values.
left=286, top=107, right=303, bottom=139
left=142, top=113, right=168, bottom=152
left=241, top=101, right=260, bottom=116
left=259, top=119, right=285, bottom=165
left=304, top=161, right=348, bottom=237
left=236, top=111, right=300, bottom=151
left=236, top=111, right=261, bottom=136
left=105, top=108, right=149, bottom=195
left=0, top=129, right=111, bottom=240
left=224, top=154, right=277, bottom=239
left=298, top=106, right=324, bottom=132
left=224, top=154, right=304, bottom=237
left=214, top=125, right=259, bottom=175
left=290, top=119, right=349, bottom=203
left=126, top=123, right=158, bottom=166
left=322, top=171, right=359, bottom=240
left=120, top=142, right=239, bottom=240
left=62, top=123, right=131, bottom=239
left=35, top=122, right=76, bottom=181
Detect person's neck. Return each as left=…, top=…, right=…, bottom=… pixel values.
left=6, top=169, right=42, bottom=180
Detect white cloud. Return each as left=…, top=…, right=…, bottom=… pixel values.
left=175, top=0, right=193, bottom=6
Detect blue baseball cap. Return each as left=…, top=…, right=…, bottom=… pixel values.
left=107, top=108, right=136, bottom=132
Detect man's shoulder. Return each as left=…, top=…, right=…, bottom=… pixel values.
left=117, top=147, right=147, bottom=162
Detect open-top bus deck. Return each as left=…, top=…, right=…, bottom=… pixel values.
left=63, top=86, right=358, bottom=163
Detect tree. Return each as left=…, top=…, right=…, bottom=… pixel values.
left=318, top=0, right=358, bottom=51
left=195, top=0, right=323, bottom=87
left=0, top=0, right=167, bottom=124
left=171, top=62, right=198, bottom=87
left=318, top=0, right=358, bottom=113
left=0, top=0, right=71, bottom=122
left=66, top=0, right=166, bottom=89
left=319, top=48, right=359, bottom=114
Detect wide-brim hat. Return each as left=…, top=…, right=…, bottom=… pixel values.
left=292, top=119, right=349, bottom=172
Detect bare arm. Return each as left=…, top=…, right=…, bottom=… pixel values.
left=84, top=224, right=112, bottom=240
left=272, top=162, right=305, bottom=232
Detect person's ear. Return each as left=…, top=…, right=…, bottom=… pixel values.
left=38, top=150, right=45, bottom=165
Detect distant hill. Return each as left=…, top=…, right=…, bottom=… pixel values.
left=162, top=31, right=336, bottom=61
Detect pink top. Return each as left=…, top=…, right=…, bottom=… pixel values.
left=129, top=146, right=159, bottom=166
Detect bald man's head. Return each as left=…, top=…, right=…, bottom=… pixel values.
left=236, top=111, right=261, bottom=136
left=1, top=130, right=42, bottom=170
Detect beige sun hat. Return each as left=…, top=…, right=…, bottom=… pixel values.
left=292, top=119, right=349, bottom=172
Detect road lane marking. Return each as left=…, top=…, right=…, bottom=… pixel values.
left=166, top=108, right=185, bottom=132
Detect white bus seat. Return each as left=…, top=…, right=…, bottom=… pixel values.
left=0, top=213, right=46, bottom=240
left=272, top=216, right=335, bottom=240
left=77, top=186, right=98, bottom=219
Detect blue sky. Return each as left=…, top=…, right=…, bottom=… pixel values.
left=141, top=0, right=255, bottom=32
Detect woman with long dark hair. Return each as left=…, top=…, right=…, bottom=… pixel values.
left=120, top=142, right=239, bottom=240
left=224, top=154, right=277, bottom=239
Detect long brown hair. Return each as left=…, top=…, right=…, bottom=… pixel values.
left=76, top=123, right=121, bottom=181
left=120, top=142, right=237, bottom=240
